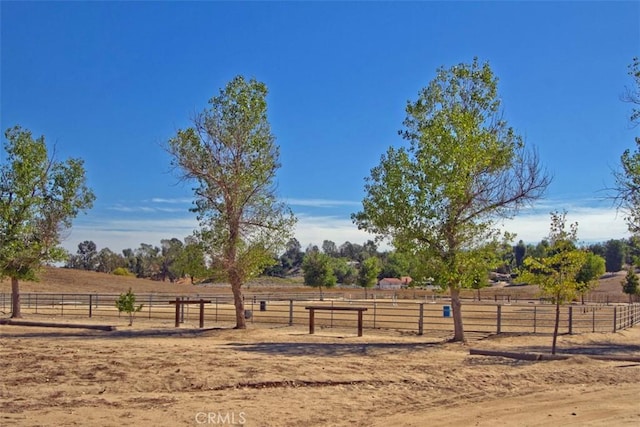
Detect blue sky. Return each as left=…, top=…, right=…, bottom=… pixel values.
left=1, top=1, right=638, bottom=254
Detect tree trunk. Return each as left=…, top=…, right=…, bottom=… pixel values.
left=11, top=277, right=22, bottom=318
left=230, top=277, right=246, bottom=329
left=450, top=287, right=465, bottom=342
left=552, top=298, right=560, bottom=355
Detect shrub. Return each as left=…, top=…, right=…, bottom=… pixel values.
left=112, top=267, right=133, bottom=276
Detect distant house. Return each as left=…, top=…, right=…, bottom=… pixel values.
left=377, top=277, right=412, bottom=290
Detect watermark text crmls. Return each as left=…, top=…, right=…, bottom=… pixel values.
left=195, top=411, right=247, bottom=425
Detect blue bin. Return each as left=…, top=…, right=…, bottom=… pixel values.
left=443, top=305, right=451, bottom=318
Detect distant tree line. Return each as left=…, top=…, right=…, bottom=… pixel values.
left=65, top=235, right=637, bottom=287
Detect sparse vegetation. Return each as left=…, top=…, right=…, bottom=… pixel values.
left=115, top=288, right=143, bottom=326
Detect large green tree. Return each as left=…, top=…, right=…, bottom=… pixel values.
left=520, top=211, right=587, bottom=354
left=168, top=76, right=296, bottom=328
left=352, top=58, right=550, bottom=342
left=0, top=126, right=94, bottom=318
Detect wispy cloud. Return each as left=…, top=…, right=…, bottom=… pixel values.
left=64, top=199, right=630, bottom=255
left=149, top=197, right=193, bottom=204
left=286, top=198, right=362, bottom=208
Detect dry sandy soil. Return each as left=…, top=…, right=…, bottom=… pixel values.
left=1, top=268, right=639, bottom=426
left=1, top=319, right=639, bottom=427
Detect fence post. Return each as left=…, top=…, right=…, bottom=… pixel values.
left=496, top=304, right=502, bottom=334
left=568, top=306, right=573, bottom=335
left=61, top=294, right=64, bottom=316
left=330, top=300, right=334, bottom=328
left=533, top=306, right=537, bottom=333
left=35, top=294, right=38, bottom=314
left=418, top=303, right=424, bottom=335
left=373, top=301, right=377, bottom=329
left=289, top=299, right=293, bottom=326
left=613, top=306, right=617, bottom=332
left=592, top=309, right=596, bottom=333
left=89, top=294, right=93, bottom=318
left=175, top=297, right=180, bottom=327
left=148, top=295, right=152, bottom=319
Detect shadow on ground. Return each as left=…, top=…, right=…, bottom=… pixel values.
left=227, top=341, right=443, bottom=357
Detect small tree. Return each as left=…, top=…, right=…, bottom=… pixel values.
left=520, top=211, right=587, bottom=354
left=302, top=251, right=336, bottom=300
left=357, top=256, right=381, bottom=298
left=622, top=266, right=639, bottom=304
left=575, top=252, right=606, bottom=304
left=115, top=288, right=143, bottom=326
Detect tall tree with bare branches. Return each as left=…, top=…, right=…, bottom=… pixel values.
left=168, top=76, right=296, bottom=328
left=352, top=58, right=551, bottom=342
left=614, top=58, right=640, bottom=232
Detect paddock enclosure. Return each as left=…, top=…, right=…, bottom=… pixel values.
left=2, top=292, right=638, bottom=337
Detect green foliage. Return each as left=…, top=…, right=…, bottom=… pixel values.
left=95, top=247, right=126, bottom=274
left=66, top=240, right=98, bottom=270
left=514, top=240, right=527, bottom=269
left=521, top=212, right=587, bottom=303
left=357, top=257, right=381, bottom=289
left=115, top=288, right=143, bottom=326
left=173, top=238, right=208, bottom=284
left=1, top=126, right=95, bottom=317
left=575, top=252, right=606, bottom=297
left=520, top=211, right=587, bottom=354
left=302, top=251, right=336, bottom=295
left=330, top=257, right=357, bottom=285
left=604, top=239, right=626, bottom=273
left=112, top=267, right=133, bottom=277
left=352, top=58, right=550, bottom=341
left=614, top=58, right=640, bottom=232
left=168, top=76, right=296, bottom=328
left=379, top=250, right=412, bottom=279
left=621, top=267, right=639, bottom=303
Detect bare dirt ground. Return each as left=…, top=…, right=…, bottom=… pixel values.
left=1, top=268, right=639, bottom=426
left=1, top=319, right=639, bottom=427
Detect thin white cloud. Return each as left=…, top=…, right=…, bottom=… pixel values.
left=286, top=198, right=362, bottom=208
left=500, top=205, right=629, bottom=244
left=63, top=201, right=630, bottom=256
left=150, top=197, right=193, bottom=204
left=107, top=205, right=186, bottom=213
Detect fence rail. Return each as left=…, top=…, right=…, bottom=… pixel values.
left=1, top=293, right=639, bottom=337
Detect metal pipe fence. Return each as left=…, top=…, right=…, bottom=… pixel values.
left=1, top=292, right=639, bottom=336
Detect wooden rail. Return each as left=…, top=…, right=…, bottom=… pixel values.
left=305, top=306, right=368, bottom=337
left=169, top=298, right=212, bottom=328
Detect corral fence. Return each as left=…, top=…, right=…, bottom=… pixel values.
left=1, top=293, right=639, bottom=337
